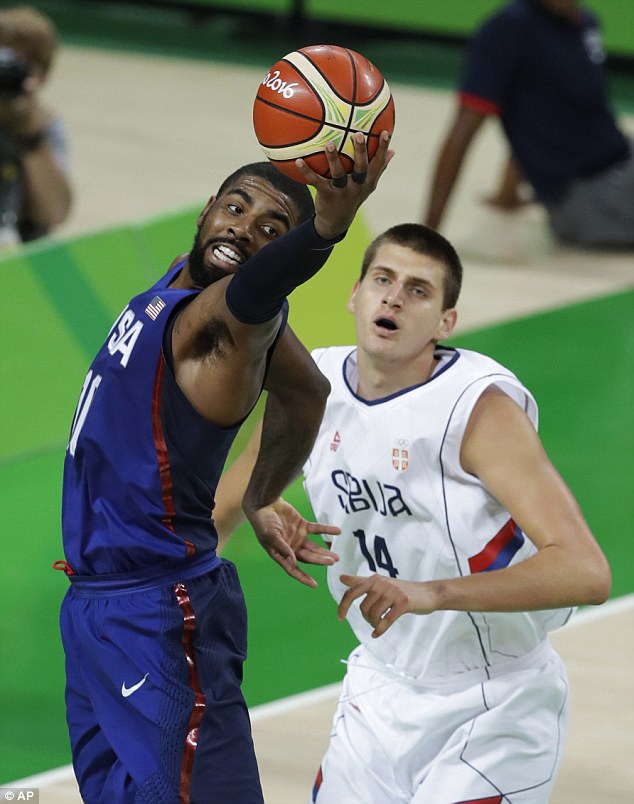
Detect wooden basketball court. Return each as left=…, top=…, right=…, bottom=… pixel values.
left=9, top=42, right=633, bottom=802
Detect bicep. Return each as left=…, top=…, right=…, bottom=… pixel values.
left=461, top=388, right=594, bottom=552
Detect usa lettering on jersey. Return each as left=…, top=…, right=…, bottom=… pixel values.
left=107, top=305, right=144, bottom=368
left=68, top=305, right=144, bottom=456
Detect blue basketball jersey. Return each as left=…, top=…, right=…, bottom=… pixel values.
left=62, top=262, right=282, bottom=578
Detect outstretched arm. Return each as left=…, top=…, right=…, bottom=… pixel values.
left=339, top=387, right=611, bottom=637
left=241, top=327, right=340, bottom=586
left=212, top=327, right=340, bottom=579
left=423, top=105, right=486, bottom=231
left=482, top=154, right=533, bottom=210
left=172, top=132, right=394, bottom=427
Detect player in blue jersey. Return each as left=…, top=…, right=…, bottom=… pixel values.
left=423, top=0, right=634, bottom=247
left=56, top=132, right=393, bottom=803
left=214, top=222, right=611, bottom=802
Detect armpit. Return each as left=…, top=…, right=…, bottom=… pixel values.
left=191, top=314, right=236, bottom=361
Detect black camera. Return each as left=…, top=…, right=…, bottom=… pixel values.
left=0, top=47, right=30, bottom=98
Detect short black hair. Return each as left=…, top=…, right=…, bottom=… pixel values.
left=216, top=162, right=315, bottom=225
left=359, top=223, right=463, bottom=309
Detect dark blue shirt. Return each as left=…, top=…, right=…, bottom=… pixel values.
left=459, top=0, right=629, bottom=200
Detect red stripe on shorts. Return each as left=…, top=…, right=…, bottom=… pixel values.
left=174, top=581, right=206, bottom=803
left=453, top=797, right=502, bottom=804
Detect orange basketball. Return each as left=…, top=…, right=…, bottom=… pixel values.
left=253, top=44, right=395, bottom=183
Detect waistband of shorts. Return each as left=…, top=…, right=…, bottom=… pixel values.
left=66, top=551, right=221, bottom=596
left=360, top=639, right=556, bottom=693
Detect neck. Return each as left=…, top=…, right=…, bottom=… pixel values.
left=354, top=347, right=438, bottom=401
left=166, top=254, right=193, bottom=289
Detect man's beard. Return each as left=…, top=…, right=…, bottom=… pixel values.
left=187, top=230, right=232, bottom=289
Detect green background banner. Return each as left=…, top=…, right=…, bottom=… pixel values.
left=145, top=0, right=634, bottom=56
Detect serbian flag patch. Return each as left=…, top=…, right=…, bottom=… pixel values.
left=469, top=518, right=524, bottom=574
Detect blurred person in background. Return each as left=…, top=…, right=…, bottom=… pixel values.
left=0, top=5, right=71, bottom=248
left=423, top=0, right=634, bottom=248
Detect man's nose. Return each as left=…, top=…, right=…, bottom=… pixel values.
left=383, top=284, right=404, bottom=307
left=227, top=219, right=253, bottom=241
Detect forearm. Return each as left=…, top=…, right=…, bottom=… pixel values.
left=243, top=391, right=326, bottom=515
left=20, top=145, right=72, bottom=227
left=424, top=106, right=484, bottom=229
left=340, top=540, right=610, bottom=638
left=214, top=422, right=261, bottom=552
left=424, top=138, right=468, bottom=230
left=422, top=544, right=610, bottom=614
left=226, top=217, right=344, bottom=324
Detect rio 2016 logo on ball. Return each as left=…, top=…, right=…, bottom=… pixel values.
left=253, top=44, right=395, bottom=183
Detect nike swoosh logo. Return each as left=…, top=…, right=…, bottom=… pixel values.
left=121, top=673, right=149, bottom=698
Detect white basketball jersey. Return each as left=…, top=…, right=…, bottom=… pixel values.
left=303, top=345, right=574, bottom=683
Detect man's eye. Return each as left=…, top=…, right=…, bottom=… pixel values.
left=262, top=224, right=278, bottom=238
left=227, top=203, right=241, bottom=214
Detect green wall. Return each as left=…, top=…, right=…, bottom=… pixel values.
left=147, top=0, right=634, bottom=57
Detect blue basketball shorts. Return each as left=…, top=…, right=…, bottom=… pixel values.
left=60, top=559, right=264, bottom=804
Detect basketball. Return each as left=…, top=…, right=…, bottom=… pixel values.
left=253, top=44, right=395, bottom=183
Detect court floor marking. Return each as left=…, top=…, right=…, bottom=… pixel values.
left=9, top=593, right=633, bottom=790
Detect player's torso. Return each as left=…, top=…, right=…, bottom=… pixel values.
left=61, top=269, right=237, bottom=578
left=304, top=346, right=572, bottom=681
left=305, top=349, right=456, bottom=583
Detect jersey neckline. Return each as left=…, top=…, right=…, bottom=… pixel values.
left=341, top=345, right=460, bottom=406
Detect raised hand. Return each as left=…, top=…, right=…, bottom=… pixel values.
left=295, top=130, right=395, bottom=240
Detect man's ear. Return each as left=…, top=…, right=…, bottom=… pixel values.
left=197, top=196, right=216, bottom=228
left=437, top=308, right=458, bottom=340
left=347, top=281, right=360, bottom=315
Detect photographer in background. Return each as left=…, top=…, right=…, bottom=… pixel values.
left=0, top=6, right=71, bottom=248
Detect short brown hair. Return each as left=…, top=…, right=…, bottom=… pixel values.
left=0, top=6, right=58, bottom=77
left=359, top=223, right=463, bottom=309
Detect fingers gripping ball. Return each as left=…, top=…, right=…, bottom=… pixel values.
left=253, top=44, right=395, bottom=183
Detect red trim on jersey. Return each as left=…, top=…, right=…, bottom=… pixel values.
left=459, top=91, right=500, bottom=116
left=453, top=797, right=502, bottom=804
left=152, top=354, right=177, bottom=532
left=52, top=560, right=75, bottom=575
left=468, top=518, right=518, bottom=573
left=175, top=582, right=206, bottom=803
left=312, top=765, right=323, bottom=802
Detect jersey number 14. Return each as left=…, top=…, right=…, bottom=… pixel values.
left=353, top=529, right=399, bottom=578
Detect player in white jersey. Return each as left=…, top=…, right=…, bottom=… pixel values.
left=214, top=223, right=611, bottom=804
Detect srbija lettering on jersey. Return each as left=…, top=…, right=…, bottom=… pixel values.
left=303, top=346, right=573, bottom=682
